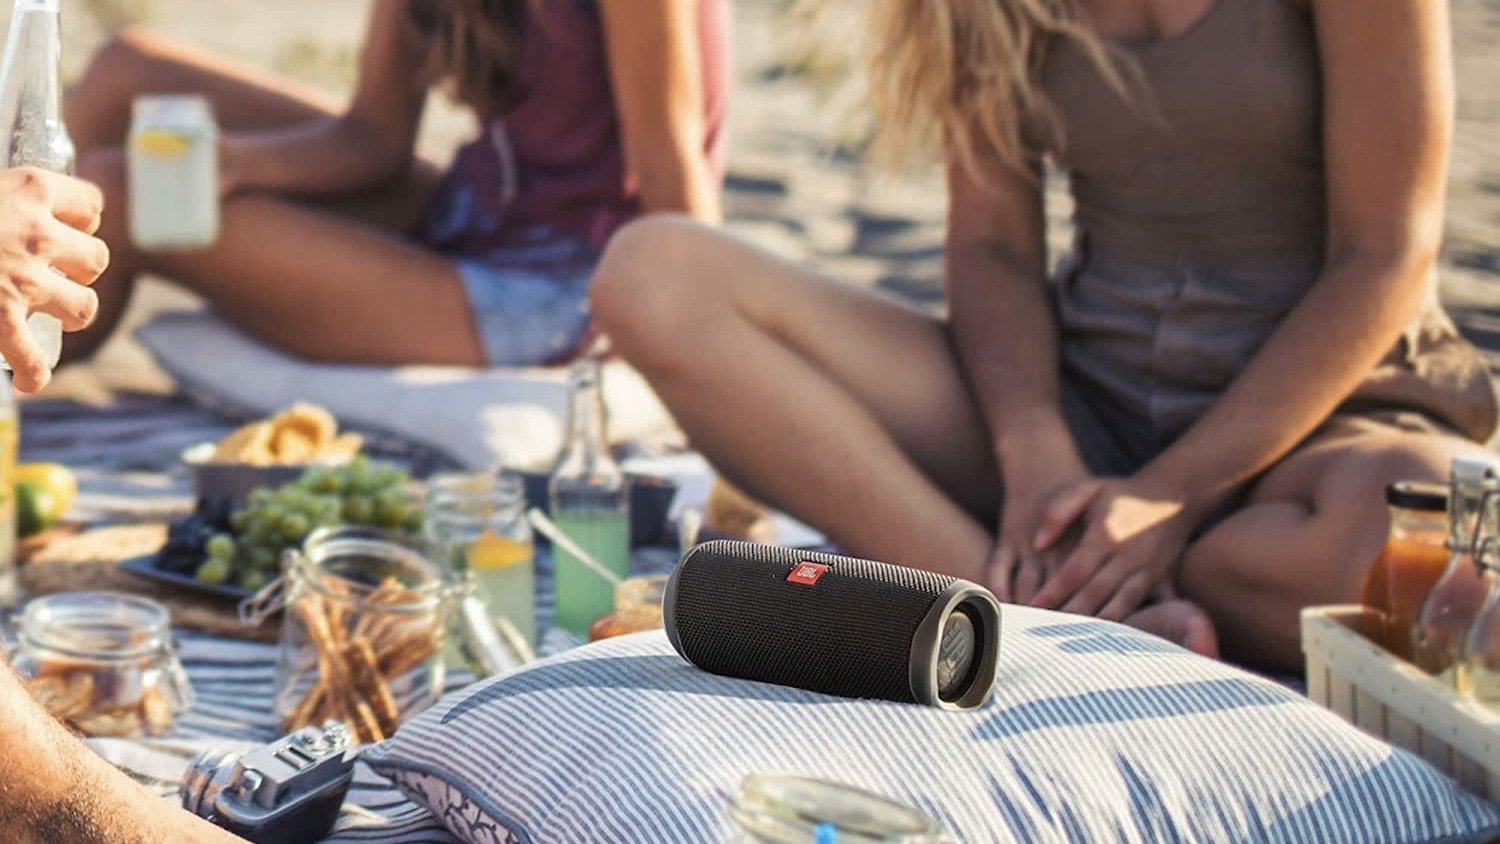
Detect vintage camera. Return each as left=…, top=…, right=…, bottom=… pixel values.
left=181, top=720, right=356, bottom=844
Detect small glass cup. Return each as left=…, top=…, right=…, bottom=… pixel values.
left=425, top=472, right=536, bottom=649
left=12, top=592, right=193, bottom=737
left=728, top=773, right=953, bottom=843
left=588, top=574, right=668, bottom=642
left=274, top=527, right=453, bottom=743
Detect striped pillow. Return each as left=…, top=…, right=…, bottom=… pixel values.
left=366, top=605, right=1500, bottom=843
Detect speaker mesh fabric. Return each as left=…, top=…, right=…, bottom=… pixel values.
left=669, top=541, right=957, bottom=703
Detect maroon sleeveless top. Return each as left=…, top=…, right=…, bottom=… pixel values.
left=425, top=0, right=731, bottom=254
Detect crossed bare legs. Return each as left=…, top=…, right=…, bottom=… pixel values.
left=591, top=217, right=1485, bottom=672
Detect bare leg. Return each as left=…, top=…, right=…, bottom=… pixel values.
left=593, top=217, right=1003, bottom=580
left=64, top=30, right=442, bottom=361
left=77, top=151, right=482, bottom=365
left=1179, top=422, right=1487, bottom=671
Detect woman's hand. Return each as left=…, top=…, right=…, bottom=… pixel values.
left=0, top=168, right=107, bottom=392
left=985, top=436, right=1092, bottom=604
left=1029, top=476, right=1204, bottom=621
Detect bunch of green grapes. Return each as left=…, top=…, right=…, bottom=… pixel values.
left=195, top=457, right=422, bottom=590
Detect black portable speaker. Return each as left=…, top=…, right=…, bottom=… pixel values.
left=663, top=540, right=1002, bottom=710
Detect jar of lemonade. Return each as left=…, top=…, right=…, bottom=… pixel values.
left=128, top=94, right=219, bottom=251
left=1359, top=482, right=1449, bottom=659
left=425, top=472, right=536, bottom=649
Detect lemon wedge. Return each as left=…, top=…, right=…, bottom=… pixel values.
left=468, top=532, right=532, bottom=570
left=132, top=129, right=191, bottom=159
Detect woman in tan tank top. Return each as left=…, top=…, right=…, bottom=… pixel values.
left=592, top=0, right=1495, bottom=670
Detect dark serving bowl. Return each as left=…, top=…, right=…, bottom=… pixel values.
left=518, top=470, right=679, bottom=548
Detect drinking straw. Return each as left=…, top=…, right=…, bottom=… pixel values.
left=526, top=508, right=625, bottom=587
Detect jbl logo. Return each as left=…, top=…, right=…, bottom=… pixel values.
left=786, top=561, right=829, bottom=586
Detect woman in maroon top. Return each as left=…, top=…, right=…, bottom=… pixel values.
left=63, top=0, right=729, bottom=366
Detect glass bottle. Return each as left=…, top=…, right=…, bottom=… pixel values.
left=548, top=359, right=631, bottom=637
left=1412, top=457, right=1497, bottom=687
left=425, top=471, right=536, bottom=649
left=1359, top=482, right=1449, bottom=659
left=1464, top=524, right=1500, bottom=710
left=587, top=574, right=668, bottom=642
left=0, top=374, right=15, bottom=607
left=0, top=0, right=73, bottom=369
left=728, top=773, right=953, bottom=843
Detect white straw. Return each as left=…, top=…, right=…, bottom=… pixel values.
left=526, top=508, right=625, bottom=587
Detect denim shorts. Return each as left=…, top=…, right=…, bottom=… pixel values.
left=448, top=227, right=600, bottom=367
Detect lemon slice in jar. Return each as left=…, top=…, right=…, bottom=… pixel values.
left=468, top=532, right=532, bottom=570
left=132, top=129, right=191, bottom=159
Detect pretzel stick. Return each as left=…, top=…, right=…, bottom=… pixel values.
left=345, top=640, right=400, bottom=735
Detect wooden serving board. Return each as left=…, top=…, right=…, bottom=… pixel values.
left=16, top=523, right=279, bottom=642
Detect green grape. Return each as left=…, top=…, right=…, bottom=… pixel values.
left=402, top=511, right=424, bottom=535
left=281, top=513, right=310, bottom=541
left=206, top=533, right=237, bottom=561
left=237, top=569, right=271, bottom=592
left=314, top=471, right=343, bottom=495
left=195, top=556, right=231, bottom=585
left=343, top=496, right=374, bottom=525
left=248, top=547, right=278, bottom=570
left=229, top=509, right=251, bottom=533
left=375, top=499, right=406, bottom=529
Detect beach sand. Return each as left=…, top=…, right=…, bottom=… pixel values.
left=19, top=0, right=1500, bottom=400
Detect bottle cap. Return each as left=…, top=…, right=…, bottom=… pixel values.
left=1387, top=481, right=1448, bottom=512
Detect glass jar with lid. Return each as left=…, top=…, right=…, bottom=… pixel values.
left=425, top=471, right=535, bottom=649
left=729, top=773, right=953, bottom=843
left=273, top=526, right=453, bottom=744
left=588, top=574, right=668, bottom=642
left=12, top=591, right=193, bottom=737
left=1359, top=482, right=1450, bottom=658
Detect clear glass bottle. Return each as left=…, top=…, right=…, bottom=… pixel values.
left=1359, top=482, right=1449, bottom=659
left=548, top=359, right=631, bottom=637
left=12, top=592, right=193, bottom=737
left=587, top=574, right=668, bottom=642
left=728, top=773, right=953, bottom=843
left=1413, top=458, right=1497, bottom=687
left=0, top=374, right=16, bottom=607
left=1464, top=519, right=1500, bottom=710
left=0, top=0, right=73, bottom=369
left=425, top=471, right=536, bottom=649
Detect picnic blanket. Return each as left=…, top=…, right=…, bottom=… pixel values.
left=18, top=395, right=690, bottom=842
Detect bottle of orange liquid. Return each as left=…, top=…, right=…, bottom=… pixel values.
left=1360, top=482, right=1449, bottom=659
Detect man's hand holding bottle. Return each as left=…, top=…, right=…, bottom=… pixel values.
left=0, top=167, right=108, bottom=392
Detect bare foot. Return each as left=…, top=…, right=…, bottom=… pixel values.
left=1125, top=600, right=1220, bottom=658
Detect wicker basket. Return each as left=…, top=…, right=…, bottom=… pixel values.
left=1301, top=605, right=1500, bottom=799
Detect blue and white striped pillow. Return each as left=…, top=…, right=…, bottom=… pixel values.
left=366, top=605, right=1500, bottom=843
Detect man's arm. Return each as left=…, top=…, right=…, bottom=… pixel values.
left=0, top=660, right=246, bottom=843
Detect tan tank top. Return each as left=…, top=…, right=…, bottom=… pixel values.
left=1040, top=0, right=1499, bottom=444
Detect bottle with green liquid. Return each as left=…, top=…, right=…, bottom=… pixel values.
left=549, top=359, right=631, bottom=637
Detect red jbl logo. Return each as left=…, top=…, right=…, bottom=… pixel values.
left=786, top=561, right=829, bottom=586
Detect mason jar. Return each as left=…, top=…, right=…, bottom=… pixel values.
left=728, top=773, right=953, bottom=843
left=274, top=527, right=453, bottom=743
left=425, top=471, right=536, bottom=649
left=12, top=592, right=193, bottom=737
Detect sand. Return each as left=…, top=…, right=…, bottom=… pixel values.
left=10, top=0, right=1500, bottom=399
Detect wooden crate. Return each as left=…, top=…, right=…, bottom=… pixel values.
left=1302, top=605, right=1500, bottom=799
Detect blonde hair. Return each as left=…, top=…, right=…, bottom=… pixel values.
left=862, top=0, right=1141, bottom=178
left=407, top=0, right=528, bottom=115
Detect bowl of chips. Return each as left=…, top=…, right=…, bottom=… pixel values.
left=186, top=403, right=363, bottom=502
